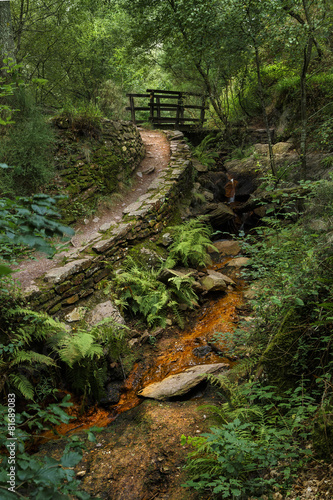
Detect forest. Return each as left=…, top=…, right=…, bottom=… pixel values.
left=0, top=0, right=333, bottom=499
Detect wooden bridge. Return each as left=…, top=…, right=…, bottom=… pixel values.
left=126, top=89, right=208, bottom=130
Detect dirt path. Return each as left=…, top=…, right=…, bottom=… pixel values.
left=12, top=129, right=170, bottom=291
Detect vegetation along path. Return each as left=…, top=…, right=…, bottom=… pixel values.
left=12, top=129, right=170, bottom=291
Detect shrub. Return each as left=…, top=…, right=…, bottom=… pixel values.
left=0, top=88, right=55, bottom=195
left=182, top=378, right=315, bottom=499
left=0, top=395, right=98, bottom=500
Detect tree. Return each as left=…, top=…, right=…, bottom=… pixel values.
left=0, top=1, right=15, bottom=66
left=282, top=0, right=332, bottom=179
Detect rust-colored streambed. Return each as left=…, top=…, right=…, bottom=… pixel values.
left=41, top=276, right=243, bottom=441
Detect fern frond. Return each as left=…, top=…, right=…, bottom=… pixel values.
left=8, top=373, right=35, bottom=399
left=56, top=332, right=103, bottom=368
left=10, top=350, right=57, bottom=367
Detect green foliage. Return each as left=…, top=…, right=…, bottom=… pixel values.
left=53, top=317, right=129, bottom=402
left=55, top=102, right=104, bottom=137
left=192, top=134, right=221, bottom=168
left=112, top=256, right=198, bottom=328
left=165, top=217, right=217, bottom=269
left=0, top=395, right=98, bottom=499
left=0, top=305, right=128, bottom=402
left=0, top=88, right=55, bottom=194
left=0, top=193, right=74, bottom=279
left=0, top=58, right=23, bottom=126
left=182, top=378, right=315, bottom=499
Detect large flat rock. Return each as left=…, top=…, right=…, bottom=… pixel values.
left=138, top=363, right=229, bottom=401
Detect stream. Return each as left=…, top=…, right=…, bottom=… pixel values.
left=42, top=265, right=244, bottom=439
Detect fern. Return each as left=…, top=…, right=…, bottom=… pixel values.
left=56, top=331, right=103, bottom=368
left=113, top=256, right=198, bottom=328
left=165, top=217, right=218, bottom=268
left=10, top=350, right=57, bottom=367
left=8, top=373, right=35, bottom=400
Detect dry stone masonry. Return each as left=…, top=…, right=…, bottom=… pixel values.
left=25, top=130, right=194, bottom=318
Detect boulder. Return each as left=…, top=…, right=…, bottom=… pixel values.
left=204, top=202, right=236, bottom=227
left=100, top=381, right=123, bottom=405
left=225, top=257, right=250, bottom=269
left=200, top=269, right=235, bottom=292
left=213, top=240, right=241, bottom=256
left=86, top=300, right=124, bottom=326
left=138, top=363, right=229, bottom=400
left=193, top=346, right=212, bottom=358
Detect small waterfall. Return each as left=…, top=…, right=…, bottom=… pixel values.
left=225, top=177, right=237, bottom=204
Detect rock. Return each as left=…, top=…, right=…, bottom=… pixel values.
left=138, top=363, right=229, bottom=400
left=272, top=142, right=294, bottom=156
left=192, top=159, right=208, bottom=172
left=161, top=232, right=173, bottom=246
left=307, top=219, right=330, bottom=232
left=193, top=345, right=212, bottom=358
left=225, top=257, right=250, bottom=268
left=200, top=270, right=231, bottom=292
left=140, top=247, right=163, bottom=267
left=204, top=202, right=236, bottom=226
left=100, top=381, right=123, bottom=405
left=207, top=269, right=236, bottom=286
left=98, top=222, right=115, bottom=233
left=86, top=300, right=125, bottom=326
left=142, top=165, right=155, bottom=174
left=213, top=240, right=241, bottom=256
left=202, top=189, right=214, bottom=202
left=254, top=143, right=269, bottom=155
left=65, top=307, right=87, bottom=322
left=43, top=258, right=93, bottom=284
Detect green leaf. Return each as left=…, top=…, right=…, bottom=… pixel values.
left=60, top=451, right=82, bottom=468
left=0, top=264, right=13, bottom=276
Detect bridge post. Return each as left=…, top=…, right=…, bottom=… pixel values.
left=149, top=91, right=155, bottom=124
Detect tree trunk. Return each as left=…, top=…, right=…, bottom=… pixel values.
left=300, top=37, right=313, bottom=180
left=0, top=1, right=15, bottom=66
left=254, top=44, right=277, bottom=180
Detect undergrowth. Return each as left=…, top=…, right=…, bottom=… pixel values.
left=182, top=177, right=333, bottom=498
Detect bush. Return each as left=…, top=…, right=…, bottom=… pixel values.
left=0, top=395, right=99, bottom=500
left=182, top=378, right=315, bottom=499
left=0, top=88, right=55, bottom=195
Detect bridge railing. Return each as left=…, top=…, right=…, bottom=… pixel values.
left=126, top=89, right=208, bottom=129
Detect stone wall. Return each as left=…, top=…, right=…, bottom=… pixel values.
left=52, top=119, right=146, bottom=223
left=25, top=131, right=194, bottom=317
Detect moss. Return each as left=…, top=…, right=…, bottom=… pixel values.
left=312, top=410, right=333, bottom=459
left=127, top=240, right=168, bottom=266
left=260, top=307, right=302, bottom=389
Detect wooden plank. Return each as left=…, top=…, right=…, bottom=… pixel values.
left=146, top=89, right=182, bottom=95
left=126, top=93, right=150, bottom=98
left=129, top=95, right=135, bottom=124
left=152, top=117, right=206, bottom=123
left=147, top=88, right=205, bottom=97
left=126, top=106, right=150, bottom=111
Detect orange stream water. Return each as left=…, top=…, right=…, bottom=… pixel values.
left=40, top=280, right=243, bottom=441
